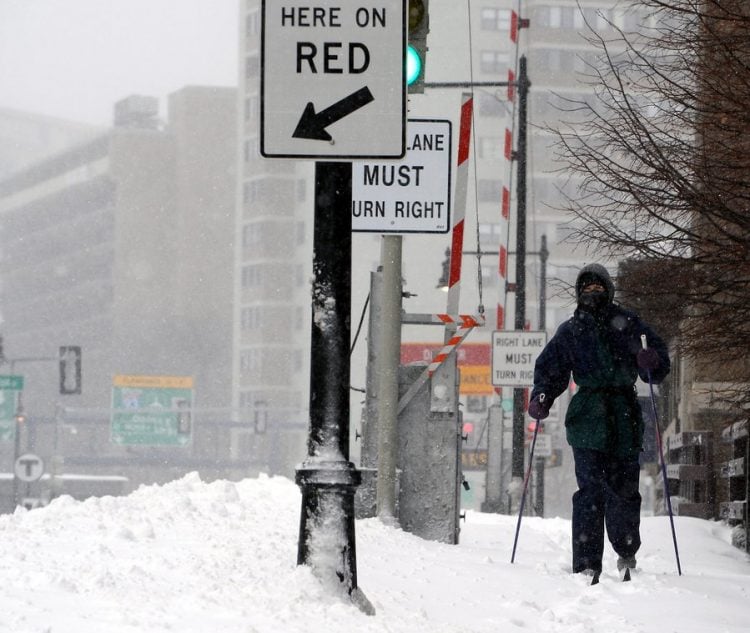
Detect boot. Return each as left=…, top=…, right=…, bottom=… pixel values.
left=617, top=556, right=636, bottom=571
left=617, top=556, right=636, bottom=581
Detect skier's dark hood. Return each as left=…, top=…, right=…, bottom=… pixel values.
left=576, top=263, right=615, bottom=314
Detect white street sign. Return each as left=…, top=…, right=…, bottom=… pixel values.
left=491, top=331, right=548, bottom=387
left=352, top=119, right=451, bottom=233
left=14, top=453, right=44, bottom=482
left=261, top=0, right=406, bottom=159
left=533, top=434, right=552, bottom=458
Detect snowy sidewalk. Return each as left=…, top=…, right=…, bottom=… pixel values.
left=0, top=473, right=747, bottom=633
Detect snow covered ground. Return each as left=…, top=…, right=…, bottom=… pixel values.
left=0, top=472, right=747, bottom=633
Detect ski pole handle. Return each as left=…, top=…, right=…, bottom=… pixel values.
left=640, top=334, right=647, bottom=350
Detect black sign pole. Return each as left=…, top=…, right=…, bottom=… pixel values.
left=295, top=161, right=372, bottom=614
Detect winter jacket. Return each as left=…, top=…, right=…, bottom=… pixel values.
left=530, top=304, right=670, bottom=458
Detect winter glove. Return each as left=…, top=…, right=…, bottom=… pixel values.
left=637, top=347, right=660, bottom=372
left=528, top=394, right=551, bottom=420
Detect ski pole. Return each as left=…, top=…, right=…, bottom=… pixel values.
left=641, top=335, right=682, bottom=575
left=511, top=394, right=543, bottom=563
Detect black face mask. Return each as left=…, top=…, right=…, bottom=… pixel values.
left=579, top=290, right=609, bottom=314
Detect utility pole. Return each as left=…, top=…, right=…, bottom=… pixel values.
left=375, top=235, right=402, bottom=520
left=532, top=235, right=549, bottom=517
left=510, top=55, right=530, bottom=510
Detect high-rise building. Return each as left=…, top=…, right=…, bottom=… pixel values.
left=236, top=1, right=312, bottom=472
left=0, top=86, right=237, bottom=491
left=0, top=107, right=101, bottom=180
left=237, top=1, right=648, bottom=491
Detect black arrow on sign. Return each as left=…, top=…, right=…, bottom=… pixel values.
left=292, top=86, right=375, bottom=141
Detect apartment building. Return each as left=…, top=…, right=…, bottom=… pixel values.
left=0, top=87, right=237, bottom=492
left=237, top=1, right=648, bottom=492
left=0, top=107, right=100, bottom=180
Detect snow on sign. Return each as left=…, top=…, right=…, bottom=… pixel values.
left=352, top=119, right=452, bottom=233
left=260, top=0, right=406, bottom=159
left=491, top=331, right=547, bottom=387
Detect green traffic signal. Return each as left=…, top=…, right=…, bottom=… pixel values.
left=406, top=44, right=423, bottom=86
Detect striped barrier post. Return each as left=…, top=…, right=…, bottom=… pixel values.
left=397, top=314, right=484, bottom=414
left=445, top=92, right=473, bottom=319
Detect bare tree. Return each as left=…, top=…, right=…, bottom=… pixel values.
left=551, top=1, right=750, bottom=396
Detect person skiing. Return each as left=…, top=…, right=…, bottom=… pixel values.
left=527, top=263, right=670, bottom=583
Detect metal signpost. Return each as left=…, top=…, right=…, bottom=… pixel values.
left=261, top=0, right=406, bottom=613
left=111, top=375, right=193, bottom=446
left=352, top=118, right=451, bottom=233
left=260, top=0, right=406, bottom=158
left=14, top=452, right=44, bottom=509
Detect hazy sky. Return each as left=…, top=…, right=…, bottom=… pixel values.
left=0, top=0, right=239, bottom=126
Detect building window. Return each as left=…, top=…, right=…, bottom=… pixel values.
left=577, top=7, right=613, bottom=31
left=480, top=50, right=509, bottom=75
left=620, top=8, right=642, bottom=31
left=535, top=48, right=582, bottom=73
left=244, top=95, right=259, bottom=122
left=476, top=92, right=507, bottom=117
left=241, top=307, right=262, bottom=331
left=536, top=5, right=586, bottom=29
left=246, top=11, right=260, bottom=37
left=242, top=223, right=257, bottom=247
left=477, top=179, right=502, bottom=202
left=480, top=7, right=510, bottom=32
left=239, top=391, right=256, bottom=409
left=478, top=222, right=504, bottom=245
left=239, top=350, right=250, bottom=372
left=243, top=177, right=296, bottom=209
left=245, top=55, right=260, bottom=79
left=241, top=265, right=262, bottom=288
left=477, top=137, right=504, bottom=160
left=243, top=137, right=259, bottom=162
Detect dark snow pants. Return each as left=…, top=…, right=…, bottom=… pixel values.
left=571, top=447, right=642, bottom=573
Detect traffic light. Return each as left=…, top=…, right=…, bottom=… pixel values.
left=407, top=0, right=429, bottom=93
left=59, top=346, right=82, bottom=395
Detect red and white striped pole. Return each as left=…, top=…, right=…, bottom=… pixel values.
left=445, top=92, right=473, bottom=320
left=427, top=314, right=484, bottom=376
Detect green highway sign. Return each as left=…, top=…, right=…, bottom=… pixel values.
left=0, top=375, right=24, bottom=390
left=0, top=386, right=21, bottom=442
left=111, top=375, right=193, bottom=446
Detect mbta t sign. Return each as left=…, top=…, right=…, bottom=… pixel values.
left=261, top=0, right=406, bottom=158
